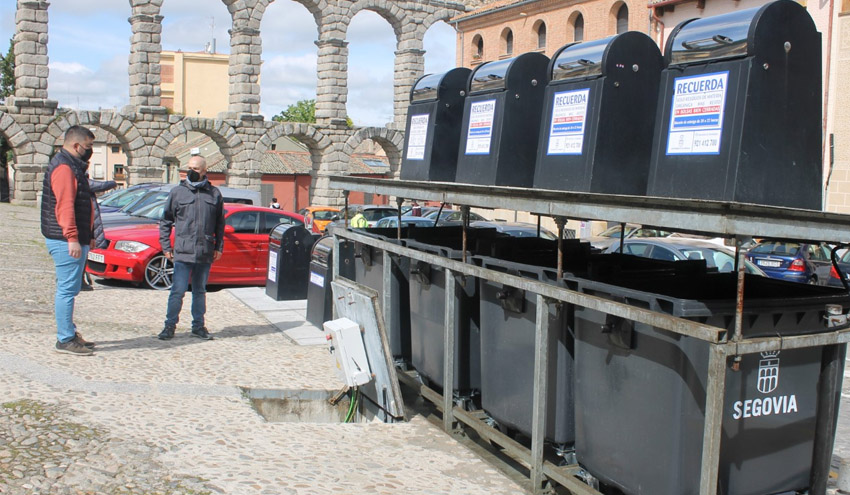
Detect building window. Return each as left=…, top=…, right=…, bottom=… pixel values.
left=502, top=28, right=513, bottom=55
left=114, top=164, right=125, bottom=181
left=536, top=21, right=547, bottom=49
left=111, top=145, right=120, bottom=153
left=616, top=4, right=629, bottom=34
left=473, top=34, right=484, bottom=59
left=573, top=14, right=585, bottom=42
left=842, top=0, right=849, bottom=13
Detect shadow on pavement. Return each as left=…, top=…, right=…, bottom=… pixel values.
left=92, top=324, right=279, bottom=352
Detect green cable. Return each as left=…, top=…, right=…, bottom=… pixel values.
left=344, top=388, right=359, bottom=423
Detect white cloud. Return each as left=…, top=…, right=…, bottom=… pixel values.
left=424, top=21, right=457, bottom=74
left=48, top=61, right=93, bottom=75
left=259, top=54, right=318, bottom=117
left=48, top=53, right=129, bottom=111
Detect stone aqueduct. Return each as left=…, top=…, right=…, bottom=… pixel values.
left=2, top=0, right=472, bottom=205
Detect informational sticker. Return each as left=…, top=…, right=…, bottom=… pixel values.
left=267, top=250, right=278, bottom=281
left=405, top=114, right=429, bottom=161
left=310, top=271, right=325, bottom=287
left=465, top=99, right=496, bottom=155
left=666, top=71, right=729, bottom=155
left=547, top=89, right=590, bottom=155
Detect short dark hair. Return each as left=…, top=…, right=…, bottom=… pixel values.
left=272, top=197, right=278, bottom=202
left=65, top=125, right=95, bottom=143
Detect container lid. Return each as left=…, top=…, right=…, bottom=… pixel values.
left=269, top=223, right=293, bottom=241
left=410, top=73, right=443, bottom=103
left=312, top=235, right=334, bottom=264
left=550, top=37, right=612, bottom=81
left=469, top=58, right=512, bottom=94
left=666, top=6, right=759, bottom=65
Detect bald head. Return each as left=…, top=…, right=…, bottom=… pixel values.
left=188, top=156, right=207, bottom=172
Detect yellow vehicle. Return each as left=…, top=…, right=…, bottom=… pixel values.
left=298, top=206, right=341, bottom=234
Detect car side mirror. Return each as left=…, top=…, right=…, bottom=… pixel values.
left=224, top=225, right=235, bottom=234
left=332, top=215, right=340, bottom=221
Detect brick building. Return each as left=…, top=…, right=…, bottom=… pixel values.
left=451, top=0, right=640, bottom=67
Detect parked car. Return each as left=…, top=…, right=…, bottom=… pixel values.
left=98, top=183, right=164, bottom=213
left=605, top=238, right=766, bottom=275
left=343, top=205, right=399, bottom=227
left=746, top=241, right=835, bottom=285
left=469, top=221, right=558, bottom=240
left=587, top=223, right=674, bottom=250
left=102, top=185, right=262, bottom=227
left=86, top=204, right=304, bottom=290
left=299, top=206, right=340, bottom=233
left=375, top=215, right=436, bottom=228
left=423, top=209, right=488, bottom=225
left=827, top=249, right=850, bottom=288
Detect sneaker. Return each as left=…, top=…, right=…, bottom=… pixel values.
left=158, top=325, right=176, bottom=340
left=74, top=332, right=95, bottom=349
left=191, top=327, right=213, bottom=340
left=80, top=283, right=93, bottom=292
left=55, top=339, right=94, bottom=356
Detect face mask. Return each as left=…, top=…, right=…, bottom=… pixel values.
left=186, top=170, right=202, bottom=182
left=78, top=145, right=93, bottom=162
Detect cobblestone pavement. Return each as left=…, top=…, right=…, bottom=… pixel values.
left=0, top=203, right=525, bottom=495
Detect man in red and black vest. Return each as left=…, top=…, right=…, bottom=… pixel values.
left=42, top=125, right=97, bottom=356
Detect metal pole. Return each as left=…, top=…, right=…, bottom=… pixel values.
left=537, top=215, right=541, bottom=237
left=731, top=239, right=747, bottom=371
left=343, top=190, right=350, bottom=228
left=619, top=222, right=625, bottom=253
left=443, top=268, right=457, bottom=432
left=698, top=344, right=727, bottom=495
left=332, top=234, right=340, bottom=319
left=382, top=249, right=392, bottom=345
left=531, top=294, right=551, bottom=494
left=811, top=343, right=848, bottom=495
left=555, top=217, right=566, bottom=279
left=396, top=197, right=404, bottom=240
left=461, top=205, right=470, bottom=264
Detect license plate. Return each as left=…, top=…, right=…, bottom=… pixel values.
left=757, top=259, right=781, bottom=268
left=87, top=252, right=105, bottom=263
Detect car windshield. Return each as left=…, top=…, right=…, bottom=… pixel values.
left=678, top=247, right=736, bottom=271
left=598, top=225, right=638, bottom=238
left=312, top=210, right=338, bottom=221
left=123, top=191, right=169, bottom=215
left=135, top=202, right=166, bottom=220
left=363, top=209, right=398, bottom=221
left=750, top=241, right=801, bottom=256
left=100, top=188, right=149, bottom=208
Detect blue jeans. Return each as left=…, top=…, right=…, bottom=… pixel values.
left=45, top=238, right=90, bottom=343
left=164, top=261, right=211, bottom=329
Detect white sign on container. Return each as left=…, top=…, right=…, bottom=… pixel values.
left=547, top=89, right=590, bottom=155
left=406, top=114, right=430, bottom=160
left=666, top=71, right=729, bottom=155
left=465, top=99, right=496, bottom=155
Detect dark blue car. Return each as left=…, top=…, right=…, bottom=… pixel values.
left=745, top=241, right=834, bottom=285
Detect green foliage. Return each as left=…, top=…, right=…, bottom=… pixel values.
left=273, top=99, right=316, bottom=124
left=0, top=37, right=13, bottom=101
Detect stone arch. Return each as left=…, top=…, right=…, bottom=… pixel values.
left=343, top=0, right=408, bottom=41
left=42, top=111, right=145, bottom=161
left=0, top=111, right=35, bottom=162
left=152, top=118, right=246, bottom=185
left=255, top=121, right=331, bottom=155
left=343, top=126, right=403, bottom=176
left=421, top=9, right=460, bottom=33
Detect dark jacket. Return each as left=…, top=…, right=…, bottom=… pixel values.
left=159, top=179, right=225, bottom=264
left=41, top=149, right=93, bottom=244
left=88, top=179, right=118, bottom=249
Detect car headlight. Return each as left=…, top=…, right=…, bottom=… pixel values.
left=114, top=240, right=151, bottom=253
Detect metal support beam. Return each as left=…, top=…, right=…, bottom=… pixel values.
left=554, top=217, right=566, bottom=279
left=699, top=344, right=727, bottom=495
left=382, top=250, right=392, bottom=343
left=395, top=196, right=404, bottom=240
left=531, top=294, right=551, bottom=494
left=811, top=343, right=848, bottom=495
left=443, top=268, right=457, bottom=432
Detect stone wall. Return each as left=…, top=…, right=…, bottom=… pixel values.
left=2, top=0, right=467, bottom=206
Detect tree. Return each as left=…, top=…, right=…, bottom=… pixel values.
left=273, top=99, right=316, bottom=124
left=272, top=99, right=353, bottom=127
left=0, top=37, right=14, bottom=202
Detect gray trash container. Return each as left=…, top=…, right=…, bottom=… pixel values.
left=305, top=235, right=354, bottom=328
left=406, top=239, right=480, bottom=396
left=571, top=271, right=850, bottom=495
left=476, top=255, right=576, bottom=445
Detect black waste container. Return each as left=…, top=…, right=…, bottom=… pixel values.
left=455, top=53, right=549, bottom=187
left=400, top=68, right=471, bottom=182
left=476, top=255, right=575, bottom=445
left=534, top=32, right=663, bottom=194
left=406, top=239, right=480, bottom=396
left=647, top=1, right=822, bottom=209
left=571, top=271, right=850, bottom=495
left=305, top=235, right=355, bottom=328
left=265, top=224, right=315, bottom=301
left=353, top=230, right=411, bottom=363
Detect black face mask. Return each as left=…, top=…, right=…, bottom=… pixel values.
left=78, top=146, right=93, bottom=163
left=186, top=170, right=202, bottom=182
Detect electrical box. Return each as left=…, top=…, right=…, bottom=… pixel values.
left=324, top=317, right=372, bottom=387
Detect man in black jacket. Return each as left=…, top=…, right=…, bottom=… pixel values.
left=157, top=156, right=224, bottom=340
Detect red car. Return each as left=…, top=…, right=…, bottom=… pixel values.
left=86, top=204, right=304, bottom=289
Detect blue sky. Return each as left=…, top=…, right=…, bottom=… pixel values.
left=0, top=0, right=457, bottom=126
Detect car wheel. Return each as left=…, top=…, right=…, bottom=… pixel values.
left=144, top=253, right=174, bottom=290
left=808, top=275, right=818, bottom=285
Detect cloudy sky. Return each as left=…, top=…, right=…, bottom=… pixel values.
left=0, top=0, right=457, bottom=126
